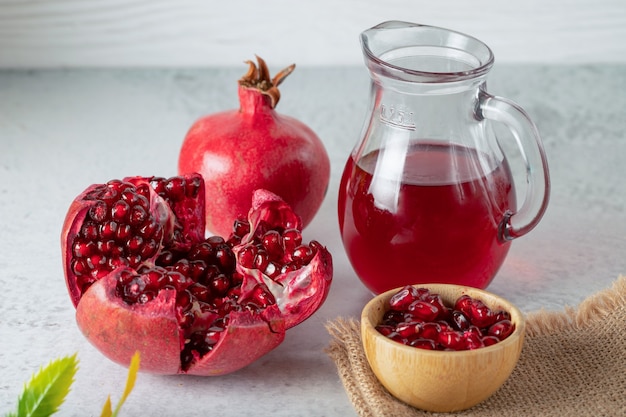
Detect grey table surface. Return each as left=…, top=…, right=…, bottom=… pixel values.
left=1, top=64, right=625, bottom=416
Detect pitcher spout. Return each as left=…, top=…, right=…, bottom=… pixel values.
left=360, top=20, right=494, bottom=83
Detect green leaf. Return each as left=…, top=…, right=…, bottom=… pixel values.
left=7, top=354, right=78, bottom=417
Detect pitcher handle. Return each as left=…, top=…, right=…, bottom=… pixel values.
left=478, top=90, right=551, bottom=241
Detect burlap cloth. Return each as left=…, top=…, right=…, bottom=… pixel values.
left=325, top=275, right=626, bottom=416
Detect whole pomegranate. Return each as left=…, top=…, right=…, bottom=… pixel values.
left=178, top=56, right=331, bottom=237
left=61, top=174, right=332, bottom=375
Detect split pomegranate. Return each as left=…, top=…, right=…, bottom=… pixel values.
left=61, top=175, right=332, bottom=375
left=376, top=286, right=514, bottom=351
left=178, top=55, right=331, bottom=237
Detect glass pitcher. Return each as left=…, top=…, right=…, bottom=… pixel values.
left=338, top=21, right=550, bottom=294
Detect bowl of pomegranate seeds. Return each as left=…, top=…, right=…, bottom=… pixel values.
left=361, top=284, right=525, bottom=412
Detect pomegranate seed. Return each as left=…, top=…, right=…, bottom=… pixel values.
left=382, top=310, right=405, bottom=325
left=165, top=177, right=186, bottom=200
left=73, top=239, right=96, bottom=258
left=188, top=260, right=207, bottom=281
left=172, top=259, right=191, bottom=276
left=487, top=320, right=515, bottom=340
left=137, top=291, right=156, bottom=304
left=227, top=235, right=241, bottom=247
left=206, top=235, right=226, bottom=246
left=309, top=240, right=324, bottom=254
left=108, top=256, right=129, bottom=269
left=291, top=245, right=314, bottom=263
left=156, top=250, right=175, bottom=266
left=469, top=302, right=497, bottom=328
left=494, top=310, right=512, bottom=322
left=227, top=286, right=241, bottom=300
left=232, top=219, right=250, bottom=237
left=394, top=322, right=419, bottom=339
left=204, top=328, right=222, bottom=346
left=387, top=332, right=406, bottom=344
left=81, top=222, right=99, bottom=240
left=189, top=283, right=211, bottom=303
left=409, top=338, right=437, bottom=350
left=140, top=238, right=158, bottom=258
left=178, top=310, right=195, bottom=329
left=482, top=336, right=500, bottom=347
left=407, top=300, right=440, bottom=322
left=264, top=261, right=281, bottom=279
left=134, top=183, right=151, bottom=199
left=111, top=200, right=130, bottom=222
left=99, top=221, right=118, bottom=240
left=425, top=294, right=446, bottom=319
left=437, top=321, right=451, bottom=333
left=262, top=230, right=284, bottom=260
left=438, top=329, right=464, bottom=350
left=120, top=188, right=139, bottom=205
left=89, top=200, right=109, bottom=222
left=138, top=219, right=159, bottom=239
left=465, top=325, right=483, bottom=338
left=389, top=285, right=420, bottom=311
left=375, top=325, right=395, bottom=336
left=87, top=254, right=106, bottom=270
left=253, top=250, right=270, bottom=271
left=249, top=285, right=275, bottom=308
left=417, top=322, right=441, bottom=341
left=117, top=269, right=136, bottom=286
left=188, top=242, right=214, bottom=263
left=230, top=272, right=244, bottom=285
left=121, top=276, right=147, bottom=303
left=167, top=271, right=192, bottom=291
left=454, top=295, right=473, bottom=313
left=238, top=244, right=257, bottom=268
left=71, top=258, right=89, bottom=276
left=451, top=310, right=471, bottom=331
left=96, top=240, right=115, bottom=255
left=200, top=264, right=221, bottom=284
left=214, top=243, right=236, bottom=273
left=144, top=269, right=163, bottom=288
left=282, top=229, right=302, bottom=252
left=127, top=235, right=144, bottom=253
left=91, top=268, right=111, bottom=279
left=463, top=331, right=485, bottom=350
left=127, top=254, right=142, bottom=268
left=129, top=205, right=148, bottom=226
left=176, top=289, right=193, bottom=310
left=115, top=223, right=132, bottom=241
left=184, top=175, right=201, bottom=198
left=100, top=184, right=120, bottom=202
left=209, top=274, right=230, bottom=296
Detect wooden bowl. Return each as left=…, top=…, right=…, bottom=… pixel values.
left=361, top=283, right=525, bottom=412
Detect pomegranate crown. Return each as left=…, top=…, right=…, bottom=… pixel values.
left=238, top=55, right=295, bottom=108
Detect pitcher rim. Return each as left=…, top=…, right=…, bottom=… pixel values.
left=361, top=21, right=495, bottom=82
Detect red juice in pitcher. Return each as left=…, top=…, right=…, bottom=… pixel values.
left=338, top=142, right=516, bottom=294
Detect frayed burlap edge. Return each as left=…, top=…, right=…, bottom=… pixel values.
left=325, top=275, right=626, bottom=417
left=525, top=275, right=626, bottom=336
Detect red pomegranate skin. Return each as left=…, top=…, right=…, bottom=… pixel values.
left=178, top=57, right=331, bottom=237
left=76, top=273, right=286, bottom=376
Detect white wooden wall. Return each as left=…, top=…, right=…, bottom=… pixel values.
left=0, top=0, right=624, bottom=68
